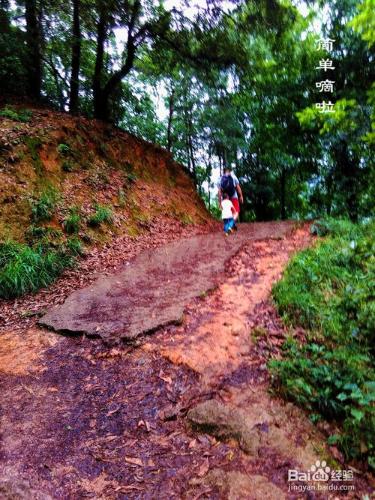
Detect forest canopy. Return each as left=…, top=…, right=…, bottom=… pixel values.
left=1, top=0, right=374, bottom=221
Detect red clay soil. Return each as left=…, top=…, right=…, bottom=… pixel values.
left=39, top=221, right=296, bottom=342
left=0, top=222, right=374, bottom=499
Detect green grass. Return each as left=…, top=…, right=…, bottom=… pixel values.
left=63, top=207, right=81, bottom=234
left=62, top=160, right=75, bottom=172
left=25, top=225, right=63, bottom=244
left=25, top=136, right=43, bottom=174
left=30, top=187, right=59, bottom=223
left=0, top=240, right=76, bottom=299
left=270, top=218, right=375, bottom=469
left=88, top=204, right=114, bottom=227
left=0, top=106, right=32, bottom=122
left=57, top=143, right=71, bottom=156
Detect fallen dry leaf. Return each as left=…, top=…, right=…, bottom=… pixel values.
left=124, top=456, right=143, bottom=466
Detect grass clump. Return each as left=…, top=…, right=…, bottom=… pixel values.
left=25, top=225, right=62, bottom=244
left=124, top=172, right=137, bottom=185
left=0, top=106, right=32, bottom=122
left=57, top=143, right=71, bottom=156
left=0, top=240, right=75, bottom=299
left=63, top=207, right=81, bottom=234
left=270, top=219, right=375, bottom=469
left=62, top=160, right=75, bottom=172
left=88, top=204, right=113, bottom=227
left=31, top=187, right=59, bottom=223
left=66, top=236, right=84, bottom=256
left=25, top=136, right=43, bottom=174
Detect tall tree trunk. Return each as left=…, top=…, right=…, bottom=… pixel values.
left=25, top=0, right=42, bottom=99
left=0, top=0, right=10, bottom=32
left=69, top=0, right=81, bottom=114
left=280, top=167, right=286, bottom=220
left=326, top=167, right=334, bottom=216
left=93, top=1, right=137, bottom=121
left=334, top=140, right=359, bottom=222
left=93, top=8, right=107, bottom=120
left=167, top=87, right=175, bottom=151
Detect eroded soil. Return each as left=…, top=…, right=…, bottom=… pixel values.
left=0, top=222, right=373, bottom=499
left=39, top=222, right=295, bottom=342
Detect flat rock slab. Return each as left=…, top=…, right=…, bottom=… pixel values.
left=40, top=222, right=295, bottom=342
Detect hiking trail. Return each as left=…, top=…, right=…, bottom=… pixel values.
left=0, top=222, right=372, bottom=498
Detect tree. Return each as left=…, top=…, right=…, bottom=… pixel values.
left=69, top=0, right=81, bottom=113
left=25, top=0, right=42, bottom=99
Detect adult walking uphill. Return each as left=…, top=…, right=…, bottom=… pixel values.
left=218, top=167, right=244, bottom=228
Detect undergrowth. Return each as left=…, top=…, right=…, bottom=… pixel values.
left=0, top=106, right=32, bottom=122
left=270, top=218, right=375, bottom=469
left=0, top=240, right=77, bottom=299
left=63, top=206, right=81, bottom=234
left=31, top=187, right=59, bottom=222
left=88, top=204, right=113, bottom=227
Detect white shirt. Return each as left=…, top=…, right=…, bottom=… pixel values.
left=221, top=199, right=235, bottom=219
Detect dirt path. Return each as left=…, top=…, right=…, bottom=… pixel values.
left=0, top=222, right=373, bottom=499
left=39, top=222, right=295, bottom=342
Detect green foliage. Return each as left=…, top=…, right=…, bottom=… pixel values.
left=66, top=236, right=83, bottom=256
left=57, top=143, right=71, bottom=156
left=0, top=240, right=75, bottom=299
left=30, top=187, right=59, bottom=223
left=25, top=136, right=43, bottom=174
left=124, top=172, right=137, bottom=185
left=63, top=207, right=81, bottom=234
left=25, top=225, right=62, bottom=244
left=0, top=18, right=28, bottom=96
left=310, top=217, right=361, bottom=238
left=0, top=106, right=32, bottom=122
left=271, top=219, right=375, bottom=467
left=62, top=160, right=75, bottom=172
left=349, top=0, right=375, bottom=47
left=88, top=204, right=114, bottom=227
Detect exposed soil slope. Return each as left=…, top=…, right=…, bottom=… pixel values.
left=0, top=105, right=210, bottom=243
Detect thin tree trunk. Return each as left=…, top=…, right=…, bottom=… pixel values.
left=25, top=0, right=42, bottom=99
left=167, top=87, right=175, bottom=151
left=0, top=0, right=10, bottom=32
left=280, top=167, right=286, bottom=220
left=93, top=0, right=139, bottom=121
left=69, top=0, right=81, bottom=114
left=93, top=8, right=107, bottom=119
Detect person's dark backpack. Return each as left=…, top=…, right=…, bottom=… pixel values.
left=220, top=174, right=236, bottom=197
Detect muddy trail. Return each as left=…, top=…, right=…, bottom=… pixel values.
left=0, top=222, right=373, bottom=499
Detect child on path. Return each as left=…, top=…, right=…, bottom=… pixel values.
left=221, top=192, right=238, bottom=235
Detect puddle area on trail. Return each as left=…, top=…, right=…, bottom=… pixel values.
left=0, top=223, right=373, bottom=498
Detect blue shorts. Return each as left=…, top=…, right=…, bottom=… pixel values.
left=223, top=218, right=235, bottom=233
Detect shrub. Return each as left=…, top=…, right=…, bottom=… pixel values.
left=25, top=225, right=63, bottom=244
left=63, top=207, right=81, bottom=234
left=31, top=187, right=59, bottom=223
left=270, top=219, right=375, bottom=468
left=124, top=172, right=137, bottom=185
left=25, top=136, right=43, bottom=174
left=57, top=143, right=71, bottom=156
left=0, top=240, right=74, bottom=299
left=66, top=236, right=84, bottom=256
left=62, top=160, right=75, bottom=172
left=310, top=217, right=363, bottom=238
left=88, top=204, right=113, bottom=227
left=0, top=106, right=32, bottom=122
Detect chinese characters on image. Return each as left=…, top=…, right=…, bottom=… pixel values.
left=315, top=38, right=336, bottom=113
